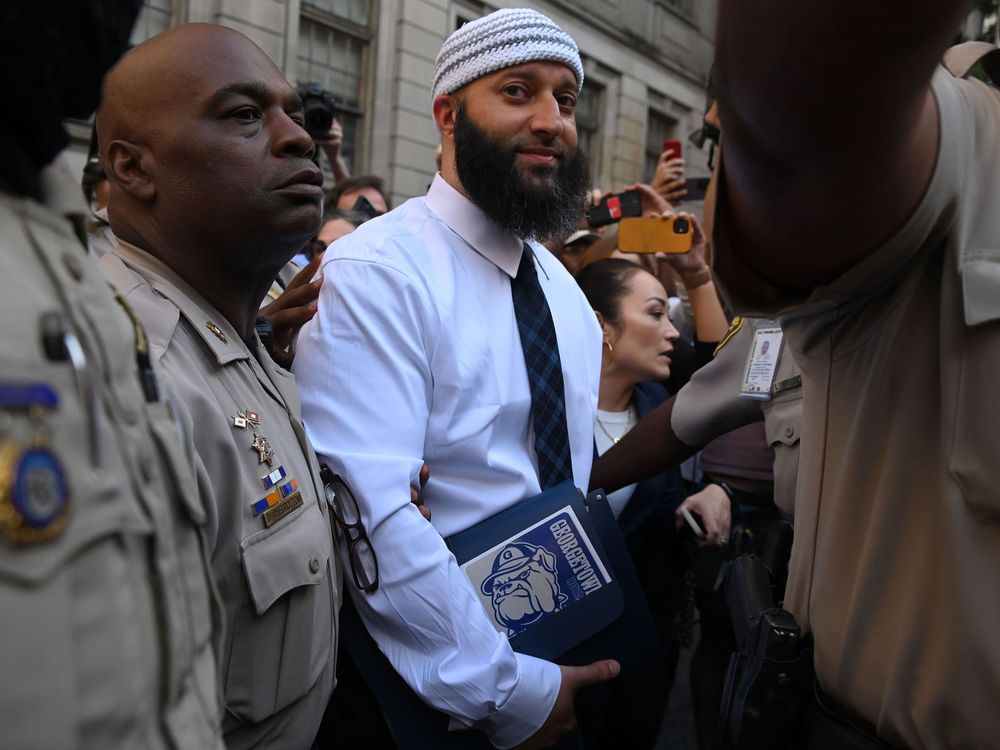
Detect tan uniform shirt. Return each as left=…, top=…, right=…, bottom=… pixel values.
left=0, top=171, right=223, bottom=748
left=100, top=242, right=339, bottom=750
left=714, top=68, right=1000, bottom=747
left=671, top=317, right=802, bottom=517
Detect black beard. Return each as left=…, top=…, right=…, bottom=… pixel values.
left=453, top=105, right=589, bottom=243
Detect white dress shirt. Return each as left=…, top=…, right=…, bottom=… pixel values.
left=294, top=174, right=602, bottom=749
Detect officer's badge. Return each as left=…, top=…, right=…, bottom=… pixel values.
left=0, top=440, right=70, bottom=544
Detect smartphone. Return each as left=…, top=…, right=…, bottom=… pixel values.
left=618, top=216, right=693, bottom=254
left=662, top=139, right=682, bottom=161
left=684, top=176, right=711, bottom=202
left=679, top=506, right=706, bottom=540
left=587, top=189, right=643, bottom=228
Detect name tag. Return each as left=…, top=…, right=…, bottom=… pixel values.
left=739, top=326, right=783, bottom=400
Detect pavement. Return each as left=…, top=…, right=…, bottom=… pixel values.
left=655, top=639, right=699, bottom=750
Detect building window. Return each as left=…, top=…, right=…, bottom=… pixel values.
left=303, top=0, right=371, bottom=26
left=298, top=1, right=375, bottom=175
left=661, top=0, right=695, bottom=19
left=644, top=108, right=678, bottom=183
left=576, top=80, right=603, bottom=179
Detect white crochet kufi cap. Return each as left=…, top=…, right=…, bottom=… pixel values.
left=432, top=8, right=584, bottom=100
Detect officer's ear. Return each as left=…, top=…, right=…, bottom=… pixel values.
left=104, top=139, right=156, bottom=202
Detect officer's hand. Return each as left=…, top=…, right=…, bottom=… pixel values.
left=258, top=253, right=323, bottom=368
left=676, top=484, right=731, bottom=547
left=513, top=661, right=620, bottom=749
left=651, top=154, right=687, bottom=203
left=410, top=463, right=431, bottom=521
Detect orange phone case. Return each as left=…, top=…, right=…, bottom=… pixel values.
left=617, top=217, right=693, bottom=254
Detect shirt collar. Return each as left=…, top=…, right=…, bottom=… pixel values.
left=113, top=240, right=249, bottom=364
left=424, top=174, right=524, bottom=278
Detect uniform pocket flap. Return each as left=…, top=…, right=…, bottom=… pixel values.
left=961, top=252, right=1000, bottom=326
left=240, top=502, right=329, bottom=615
left=763, top=393, right=802, bottom=448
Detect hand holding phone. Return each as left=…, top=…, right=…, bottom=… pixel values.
left=662, top=139, right=682, bottom=161
left=617, top=216, right=693, bottom=254
left=587, top=189, right=643, bottom=228
left=679, top=506, right=706, bottom=540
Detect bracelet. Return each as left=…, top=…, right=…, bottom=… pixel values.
left=681, top=266, right=712, bottom=289
left=712, top=481, right=743, bottom=526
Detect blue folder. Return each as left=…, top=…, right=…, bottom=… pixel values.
left=337, top=482, right=662, bottom=750
left=446, top=481, right=624, bottom=660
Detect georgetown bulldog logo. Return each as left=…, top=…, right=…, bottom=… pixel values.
left=481, top=542, right=568, bottom=635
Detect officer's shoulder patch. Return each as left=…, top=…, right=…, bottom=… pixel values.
left=713, top=316, right=744, bottom=358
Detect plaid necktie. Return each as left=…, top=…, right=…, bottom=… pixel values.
left=511, top=244, right=573, bottom=489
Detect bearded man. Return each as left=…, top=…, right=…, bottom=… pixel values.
left=293, top=9, right=617, bottom=749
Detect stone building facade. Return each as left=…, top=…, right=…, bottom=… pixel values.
left=71, top=0, right=718, bottom=207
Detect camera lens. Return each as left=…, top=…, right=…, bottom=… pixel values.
left=673, top=218, right=690, bottom=234
left=303, top=103, right=334, bottom=139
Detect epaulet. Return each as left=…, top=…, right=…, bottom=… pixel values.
left=713, top=315, right=744, bottom=357
left=99, top=253, right=181, bottom=364
left=943, top=41, right=1000, bottom=84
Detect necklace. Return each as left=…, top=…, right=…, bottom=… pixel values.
left=595, top=408, right=635, bottom=445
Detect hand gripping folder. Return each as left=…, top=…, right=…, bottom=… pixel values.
left=339, top=481, right=662, bottom=749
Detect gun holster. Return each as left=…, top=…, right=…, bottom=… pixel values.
left=717, top=554, right=813, bottom=750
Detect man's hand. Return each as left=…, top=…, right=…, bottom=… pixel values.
left=258, top=253, right=323, bottom=368
left=514, top=661, right=620, bottom=749
left=625, top=182, right=673, bottom=218
left=313, top=118, right=351, bottom=183
left=676, top=484, right=732, bottom=547
left=651, top=154, right=686, bottom=203
left=314, top=118, right=343, bottom=159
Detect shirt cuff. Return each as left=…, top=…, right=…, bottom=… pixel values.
left=475, top=653, right=561, bottom=749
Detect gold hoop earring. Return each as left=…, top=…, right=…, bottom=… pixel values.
left=604, top=340, right=613, bottom=354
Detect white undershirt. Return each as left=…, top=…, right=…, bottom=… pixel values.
left=594, top=406, right=638, bottom=518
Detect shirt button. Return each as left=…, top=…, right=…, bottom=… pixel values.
left=309, top=557, right=321, bottom=574
left=784, top=425, right=795, bottom=438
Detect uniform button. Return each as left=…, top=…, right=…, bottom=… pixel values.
left=62, top=253, right=85, bottom=281
left=784, top=425, right=795, bottom=438
left=309, top=557, right=321, bottom=574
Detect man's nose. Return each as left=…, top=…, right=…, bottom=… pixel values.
left=274, top=111, right=316, bottom=159
left=529, top=94, right=564, bottom=140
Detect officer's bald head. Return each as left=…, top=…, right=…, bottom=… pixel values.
left=98, top=24, right=282, bottom=159
left=97, top=23, right=320, bottom=282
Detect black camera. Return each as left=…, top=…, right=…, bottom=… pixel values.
left=673, top=217, right=690, bottom=234
left=296, top=82, right=338, bottom=140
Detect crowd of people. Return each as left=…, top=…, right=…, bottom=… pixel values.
left=2, top=1, right=999, bottom=749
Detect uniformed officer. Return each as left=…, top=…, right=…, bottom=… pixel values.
left=672, top=316, right=802, bottom=518
left=714, top=1, right=1000, bottom=745
left=96, top=24, right=340, bottom=749
left=0, top=3, right=224, bottom=748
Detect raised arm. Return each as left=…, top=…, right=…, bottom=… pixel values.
left=715, top=0, right=969, bottom=291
